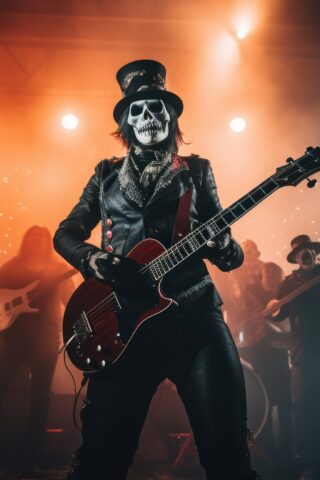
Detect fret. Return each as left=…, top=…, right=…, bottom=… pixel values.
left=241, top=196, right=255, bottom=210
left=159, top=260, right=167, bottom=276
left=173, top=245, right=184, bottom=261
left=170, top=249, right=179, bottom=264
left=195, top=230, right=206, bottom=243
left=161, top=255, right=171, bottom=271
left=222, top=209, right=236, bottom=224
left=231, top=203, right=246, bottom=217
left=261, top=179, right=278, bottom=194
left=216, top=217, right=228, bottom=230
left=203, top=224, right=215, bottom=239
left=251, top=188, right=265, bottom=202
left=185, top=238, right=196, bottom=253
left=157, top=260, right=166, bottom=277
left=189, top=235, right=200, bottom=250
left=152, top=262, right=162, bottom=280
left=149, top=265, right=158, bottom=281
left=198, top=228, right=210, bottom=242
left=164, top=254, right=175, bottom=269
left=180, top=241, right=190, bottom=256
left=186, top=238, right=195, bottom=252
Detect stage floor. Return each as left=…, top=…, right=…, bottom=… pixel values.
left=0, top=465, right=203, bottom=480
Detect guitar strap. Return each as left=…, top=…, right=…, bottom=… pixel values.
left=171, top=186, right=193, bottom=246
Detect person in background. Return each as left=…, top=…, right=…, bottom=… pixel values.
left=0, top=225, right=75, bottom=478
left=270, top=235, right=320, bottom=480
left=237, top=262, right=293, bottom=478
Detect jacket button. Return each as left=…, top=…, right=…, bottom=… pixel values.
left=106, top=218, right=113, bottom=226
left=107, top=231, right=113, bottom=239
left=107, top=245, right=113, bottom=253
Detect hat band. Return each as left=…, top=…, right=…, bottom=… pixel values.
left=121, top=70, right=146, bottom=91
left=137, top=84, right=165, bottom=92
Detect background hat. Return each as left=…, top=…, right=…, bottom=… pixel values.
left=113, top=59, right=183, bottom=123
left=287, top=234, right=320, bottom=263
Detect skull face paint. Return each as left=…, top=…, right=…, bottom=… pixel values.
left=128, top=99, right=170, bottom=146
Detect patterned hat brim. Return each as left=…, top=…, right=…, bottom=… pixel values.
left=113, top=89, right=183, bottom=123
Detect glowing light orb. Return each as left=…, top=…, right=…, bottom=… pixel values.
left=233, top=7, right=258, bottom=41
left=61, top=114, right=79, bottom=130
left=230, top=117, right=246, bottom=133
left=236, top=28, right=249, bottom=39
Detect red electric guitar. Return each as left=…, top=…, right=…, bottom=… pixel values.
left=62, top=147, right=320, bottom=372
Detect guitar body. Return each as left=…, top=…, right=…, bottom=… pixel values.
left=63, top=238, right=173, bottom=372
left=0, top=281, right=40, bottom=331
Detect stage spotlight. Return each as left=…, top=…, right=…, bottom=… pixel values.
left=230, top=117, right=246, bottom=133
left=61, top=114, right=79, bottom=130
left=233, top=7, right=258, bottom=40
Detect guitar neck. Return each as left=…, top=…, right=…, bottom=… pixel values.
left=262, top=273, right=320, bottom=319
left=146, top=175, right=280, bottom=281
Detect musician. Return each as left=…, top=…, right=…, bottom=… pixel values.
left=54, top=59, right=261, bottom=480
left=235, top=261, right=293, bottom=475
left=231, top=239, right=266, bottom=297
left=0, top=225, right=74, bottom=477
left=271, top=235, right=320, bottom=480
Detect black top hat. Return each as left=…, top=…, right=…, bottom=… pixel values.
left=287, top=234, right=320, bottom=263
left=113, top=59, right=183, bottom=123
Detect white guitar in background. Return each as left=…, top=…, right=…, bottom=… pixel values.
left=0, top=268, right=78, bottom=331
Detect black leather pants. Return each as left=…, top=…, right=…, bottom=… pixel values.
left=73, top=299, right=260, bottom=480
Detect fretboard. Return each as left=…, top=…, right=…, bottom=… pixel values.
left=144, top=175, right=280, bottom=281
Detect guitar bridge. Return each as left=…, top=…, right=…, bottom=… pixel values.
left=73, top=311, right=93, bottom=344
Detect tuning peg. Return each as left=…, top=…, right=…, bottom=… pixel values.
left=286, top=157, right=294, bottom=163
left=306, top=178, right=317, bottom=188
left=306, top=146, right=314, bottom=153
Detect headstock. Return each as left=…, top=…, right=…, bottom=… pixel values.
left=273, top=146, right=320, bottom=188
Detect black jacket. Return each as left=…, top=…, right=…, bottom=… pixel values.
left=53, top=154, right=243, bottom=307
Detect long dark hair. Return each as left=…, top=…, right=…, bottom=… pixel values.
left=112, top=102, right=185, bottom=153
left=18, top=225, right=55, bottom=260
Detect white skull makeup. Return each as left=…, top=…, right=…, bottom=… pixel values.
left=128, top=99, right=170, bottom=146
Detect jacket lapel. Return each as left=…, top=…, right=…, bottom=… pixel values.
left=144, top=155, right=192, bottom=214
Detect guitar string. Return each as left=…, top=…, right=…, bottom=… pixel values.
left=88, top=307, right=118, bottom=330
left=84, top=299, right=118, bottom=325
left=85, top=291, right=115, bottom=315
left=87, top=300, right=118, bottom=325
